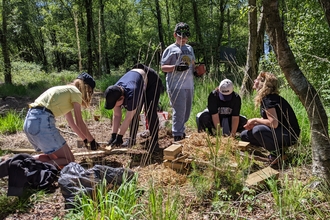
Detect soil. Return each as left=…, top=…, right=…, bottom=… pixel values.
left=0, top=94, right=313, bottom=220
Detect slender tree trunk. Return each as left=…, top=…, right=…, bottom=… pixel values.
left=85, top=0, right=93, bottom=75
left=164, top=0, right=171, bottom=46
left=216, top=0, right=226, bottom=55
left=192, top=0, right=203, bottom=45
left=192, top=0, right=205, bottom=64
left=73, top=10, right=82, bottom=72
left=155, top=0, right=165, bottom=51
left=50, top=30, right=63, bottom=72
left=99, top=0, right=110, bottom=74
left=241, top=0, right=258, bottom=96
left=263, top=0, right=330, bottom=179
left=255, top=12, right=265, bottom=72
left=1, top=0, right=12, bottom=84
left=319, top=0, right=330, bottom=27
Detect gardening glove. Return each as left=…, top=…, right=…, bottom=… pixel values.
left=90, top=139, right=100, bottom=150
left=111, top=134, right=123, bottom=147
left=175, top=62, right=189, bottom=72
left=83, top=139, right=88, bottom=147
left=107, top=133, right=117, bottom=145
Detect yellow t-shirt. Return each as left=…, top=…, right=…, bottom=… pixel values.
left=29, top=85, right=82, bottom=117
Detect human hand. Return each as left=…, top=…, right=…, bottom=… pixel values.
left=111, top=134, right=123, bottom=147
left=175, top=62, right=189, bottom=71
left=243, top=119, right=256, bottom=130
left=90, top=139, right=100, bottom=150
left=107, top=133, right=117, bottom=145
left=194, top=64, right=206, bottom=77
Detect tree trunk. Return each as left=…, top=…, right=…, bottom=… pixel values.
left=73, top=10, right=83, bottom=72
left=155, top=0, right=165, bottom=51
left=85, top=0, right=93, bottom=75
left=263, top=0, right=330, bottom=179
left=192, top=0, right=203, bottom=45
left=319, top=0, right=330, bottom=27
left=99, top=0, right=110, bottom=74
left=164, top=0, right=171, bottom=46
left=241, top=0, right=258, bottom=96
left=1, top=0, right=12, bottom=84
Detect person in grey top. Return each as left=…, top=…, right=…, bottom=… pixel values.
left=161, top=22, right=196, bottom=142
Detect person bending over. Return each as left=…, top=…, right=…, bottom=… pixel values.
left=24, top=73, right=100, bottom=169
left=104, top=63, right=163, bottom=153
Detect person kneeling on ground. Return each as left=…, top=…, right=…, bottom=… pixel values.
left=23, top=73, right=100, bottom=169
left=104, top=63, right=164, bottom=154
left=196, top=79, right=247, bottom=137
left=240, top=71, right=300, bottom=161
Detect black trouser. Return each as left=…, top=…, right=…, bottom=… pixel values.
left=240, top=125, right=299, bottom=155
left=196, top=110, right=247, bottom=136
left=129, top=72, right=163, bottom=152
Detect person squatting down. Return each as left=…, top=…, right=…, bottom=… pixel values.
left=23, top=73, right=100, bottom=169
left=196, top=79, right=247, bottom=137
left=161, top=22, right=196, bottom=142
left=240, top=71, right=300, bottom=160
left=104, top=63, right=164, bottom=153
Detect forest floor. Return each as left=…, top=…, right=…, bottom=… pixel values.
left=0, top=94, right=313, bottom=220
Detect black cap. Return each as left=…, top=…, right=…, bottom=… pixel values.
left=77, top=72, right=96, bottom=90
left=104, top=85, right=123, bottom=109
left=174, top=22, right=190, bottom=37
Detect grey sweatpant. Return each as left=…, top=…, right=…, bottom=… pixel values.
left=168, top=88, right=193, bottom=137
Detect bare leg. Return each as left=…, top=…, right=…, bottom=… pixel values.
left=34, top=144, right=75, bottom=168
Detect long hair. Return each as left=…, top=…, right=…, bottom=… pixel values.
left=254, top=71, right=279, bottom=108
left=72, top=79, right=93, bottom=108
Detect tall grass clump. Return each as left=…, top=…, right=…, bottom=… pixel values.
left=0, top=110, right=25, bottom=134
left=66, top=173, right=142, bottom=220
left=144, top=182, right=183, bottom=220
left=266, top=172, right=325, bottom=219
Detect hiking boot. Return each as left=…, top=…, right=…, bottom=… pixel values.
left=173, top=133, right=186, bottom=142
left=174, top=136, right=184, bottom=142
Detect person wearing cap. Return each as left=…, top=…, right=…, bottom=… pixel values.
left=240, top=72, right=300, bottom=162
left=161, top=22, right=196, bottom=142
left=196, top=79, right=247, bottom=137
left=104, top=63, right=163, bottom=153
left=23, top=72, right=100, bottom=169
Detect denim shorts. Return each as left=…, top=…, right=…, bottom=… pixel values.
left=23, top=108, right=66, bottom=154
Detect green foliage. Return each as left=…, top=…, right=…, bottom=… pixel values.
left=66, top=173, right=142, bottom=220
left=0, top=110, right=25, bottom=134
left=0, top=190, right=47, bottom=218
left=0, top=62, right=79, bottom=98
left=145, top=183, right=182, bottom=220
left=266, top=173, right=321, bottom=218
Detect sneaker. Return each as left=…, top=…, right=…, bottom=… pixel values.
left=140, top=130, right=150, bottom=138
left=122, top=138, right=136, bottom=148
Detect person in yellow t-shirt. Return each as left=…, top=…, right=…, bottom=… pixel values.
left=23, top=73, right=100, bottom=169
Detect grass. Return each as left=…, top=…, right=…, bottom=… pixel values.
left=1, top=61, right=330, bottom=219
left=0, top=110, right=25, bottom=135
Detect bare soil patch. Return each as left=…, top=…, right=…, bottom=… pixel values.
left=0, top=94, right=312, bottom=220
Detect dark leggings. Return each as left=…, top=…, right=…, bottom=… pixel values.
left=240, top=125, right=298, bottom=155
left=129, top=73, right=163, bottom=152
